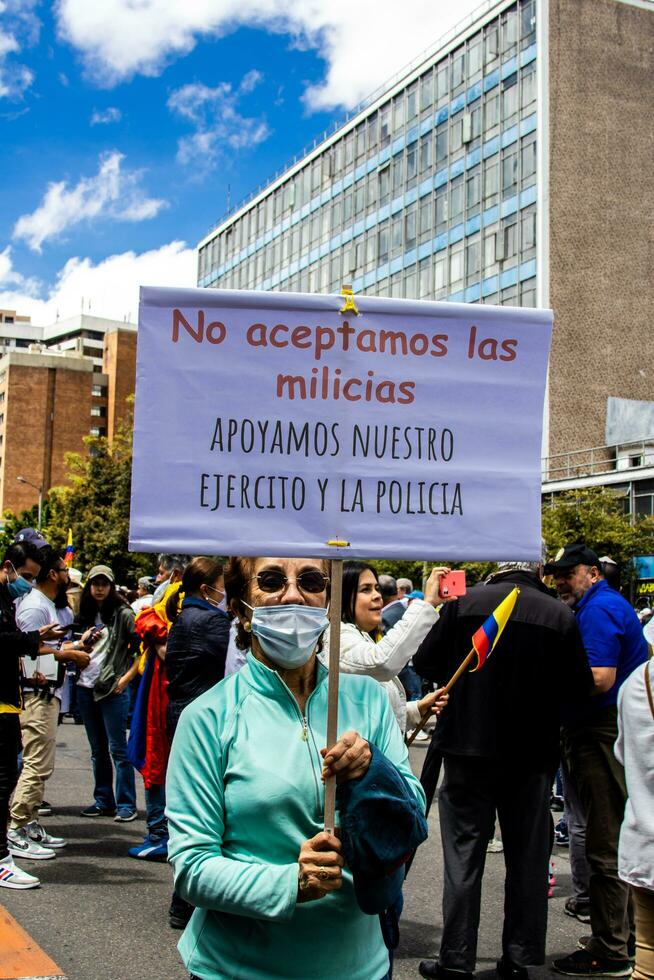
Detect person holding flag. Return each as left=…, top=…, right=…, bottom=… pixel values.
left=412, top=558, right=593, bottom=980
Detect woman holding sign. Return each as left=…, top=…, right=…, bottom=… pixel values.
left=321, top=561, right=451, bottom=736
left=166, top=555, right=425, bottom=980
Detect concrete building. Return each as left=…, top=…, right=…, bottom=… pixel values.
left=197, top=0, right=654, bottom=518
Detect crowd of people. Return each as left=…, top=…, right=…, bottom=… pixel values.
left=0, top=530, right=652, bottom=980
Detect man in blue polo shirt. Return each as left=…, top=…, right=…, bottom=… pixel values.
left=546, top=543, right=648, bottom=978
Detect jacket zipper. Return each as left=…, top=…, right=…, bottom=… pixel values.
left=274, top=674, right=323, bottom=818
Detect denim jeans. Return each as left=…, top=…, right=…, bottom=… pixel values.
left=145, top=783, right=167, bottom=840
left=77, top=686, right=136, bottom=811
left=398, top=664, right=422, bottom=701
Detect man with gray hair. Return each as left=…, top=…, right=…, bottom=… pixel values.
left=152, top=555, right=188, bottom=604
left=414, top=558, right=593, bottom=980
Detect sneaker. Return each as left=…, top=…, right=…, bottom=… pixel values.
left=552, top=949, right=632, bottom=977
left=7, top=828, right=56, bottom=861
left=412, top=729, right=431, bottom=742
left=565, top=898, right=592, bottom=924
left=551, top=794, right=565, bottom=812
left=577, top=938, right=636, bottom=963
left=0, top=853, right=40, bottom=889
left=80, top=804, right=117, bottom=817
left=555, top=828, right=570, bottom=846
left=487, top=838, right=504, bottom=853
left=25, top=821, right=66, bottom=849
left=128, top=836, right=168, bottom=862
left=114, top=808, right=138, bottom=823
left=37, top=800, right=53, bottom=817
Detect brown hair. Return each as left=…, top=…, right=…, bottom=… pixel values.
left=166, top=556, right=224, bottom=623
left=225, top=557, right=330, bottom=651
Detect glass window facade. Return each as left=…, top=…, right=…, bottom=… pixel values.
left=198, top=0, right=538, bottom=307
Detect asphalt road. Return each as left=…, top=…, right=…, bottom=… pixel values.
left=1, top=721, right=584, bottom=980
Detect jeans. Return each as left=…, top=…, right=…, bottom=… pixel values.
left=77, top=686, right=136, bottom=811
left=398, top=664, right=422, bottom=701
left=560, top=755, right=590, bottom=903
left=0, top=714, right=21, bottom=859
left=145, top=783, right=167, bottom=840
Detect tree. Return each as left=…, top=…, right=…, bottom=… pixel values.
left=542, top=487, right=654, bottom=588
left=40, top=411, right=156, bottom=584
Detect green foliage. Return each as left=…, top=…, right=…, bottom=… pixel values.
left=542, top=487, right=654, bottom=568
left=40, top=417, right=156, bottom=585
left=0, top=405, right=155, bottom=585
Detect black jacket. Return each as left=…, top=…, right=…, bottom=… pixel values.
left=0, top=583, right=40, bottom=708
left=413, top=571, right=593, bottom=772
left=166, top=598, right=230, bottom=706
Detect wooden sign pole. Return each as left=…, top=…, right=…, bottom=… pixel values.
left=323, top=557, right=343, bottom=834
left=405, top=647, right=475, bottom=747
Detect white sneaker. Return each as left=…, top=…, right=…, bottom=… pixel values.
left=487, top=837, right=504, bottom=853
left=7, top=827, right=56, bottom=860
left=0, top=853, right=41, bottom=889
left=26, top=820, right=67, bottom=849
left=413, top=729, right=431, bottom=741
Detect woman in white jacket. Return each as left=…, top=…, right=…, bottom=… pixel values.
left=321, top=561, right=451, bottom=735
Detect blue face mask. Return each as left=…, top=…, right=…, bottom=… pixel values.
left=7, top=565, right=34, bottom=600
left=245, top=602, right=329, bottom=670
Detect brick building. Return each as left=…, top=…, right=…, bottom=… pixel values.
left=0, top=325, right=136, bottom=515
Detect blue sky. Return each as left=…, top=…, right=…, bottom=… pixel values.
left=0, top=0, right=477, bottom=323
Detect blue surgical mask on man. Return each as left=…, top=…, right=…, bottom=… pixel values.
left=7, top=564, right=34, bottom=600
left=243, top=602, right=329, bottom=669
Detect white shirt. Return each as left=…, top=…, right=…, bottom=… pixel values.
left=615, top=661, right=654, bottom=890
left=77, top=613, right=110, bottom=689
left=15, top=588, right=73, bottom=700
left=131, top=594, right=154, bottom=613
left=320, top=598, right=439, bottom=733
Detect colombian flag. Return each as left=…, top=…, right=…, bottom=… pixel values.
left=64, top=528, right=74, bottom=567
left=470, top=586, right=519, bottom=672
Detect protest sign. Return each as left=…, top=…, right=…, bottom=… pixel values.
left=129, top=287, right=552, bottom=560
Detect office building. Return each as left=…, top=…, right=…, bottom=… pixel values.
left=197, top=0, right=653, bottom=516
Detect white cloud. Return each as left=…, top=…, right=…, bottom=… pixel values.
left=13, top=151, right=167, bottom=253
left=90, top=105, right=121, bottom=125
left=55, top=0, right=482, bottom=111
left=0, top=240, right=196, bottom=323
left=0, top=0, right=39, bottom=100
left=168, top=71, right=269, bottom=166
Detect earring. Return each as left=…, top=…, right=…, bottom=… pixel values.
left=243, top=621, right=252, bottom=633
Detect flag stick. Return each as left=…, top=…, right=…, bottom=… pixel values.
left=324, top=558, right=343, bottom=834
left=405, top=646, right=475, bottom=747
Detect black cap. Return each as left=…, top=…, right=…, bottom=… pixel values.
left=13, top=527, right=49, bottom=549
left=544, top=543, right=601, bottom=574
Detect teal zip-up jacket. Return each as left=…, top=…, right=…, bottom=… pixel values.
left=166, top=654, right=425, bottom=980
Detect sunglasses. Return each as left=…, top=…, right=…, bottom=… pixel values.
left=252, top=569, right=329, bottom=595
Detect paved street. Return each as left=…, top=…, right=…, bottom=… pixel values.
left=2, top=721, right=584, bottom=980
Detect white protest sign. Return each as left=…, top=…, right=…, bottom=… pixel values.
left=130, top=287, right=552, bottom=560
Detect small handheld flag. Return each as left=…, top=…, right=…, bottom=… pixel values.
left=470, top=586, right=520, bottom=672
left=64, top=529, right=74, bottom=567
left=406, top=586, right=520, bottom=746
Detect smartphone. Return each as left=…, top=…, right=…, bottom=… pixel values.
left=89, top=625, right=105, bottom=643
left=439, top=570, right=466, bottom=598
